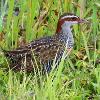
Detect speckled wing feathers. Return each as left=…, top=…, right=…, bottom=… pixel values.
left=4, top=35, right=65, bottom=72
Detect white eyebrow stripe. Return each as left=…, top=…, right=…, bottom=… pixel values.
left=61, top=15, right=78, bottom=19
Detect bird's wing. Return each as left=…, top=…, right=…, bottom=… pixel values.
left=3, top=35, right=64, bottom=62
left=2, top=35, right=65, bottom=72
left=29, top=36, right=65, bottom=62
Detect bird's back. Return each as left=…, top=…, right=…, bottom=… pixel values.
left=3, top=34, right=65, bottom=72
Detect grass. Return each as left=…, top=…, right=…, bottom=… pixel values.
left=0, top=0, right=100, bottom=99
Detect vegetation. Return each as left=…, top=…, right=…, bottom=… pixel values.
left=0, top=0, right=100, bottom=99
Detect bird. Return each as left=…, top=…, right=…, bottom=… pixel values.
left=2, top=13, right=87, bottom=73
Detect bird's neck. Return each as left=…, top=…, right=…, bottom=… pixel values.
left=56, top=20, right=72, bottom=34
left=56, top=22, right=74, bottom=49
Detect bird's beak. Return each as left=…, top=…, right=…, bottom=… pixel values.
left=78, top=19, right=88, bottom=23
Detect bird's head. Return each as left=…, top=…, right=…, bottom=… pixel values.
left=56, top=13, right=87, bottom=33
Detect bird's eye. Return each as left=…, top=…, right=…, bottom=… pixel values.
left=72, top=17, right=75, bottom=20
left=71, top=17, right=77, bottom=21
